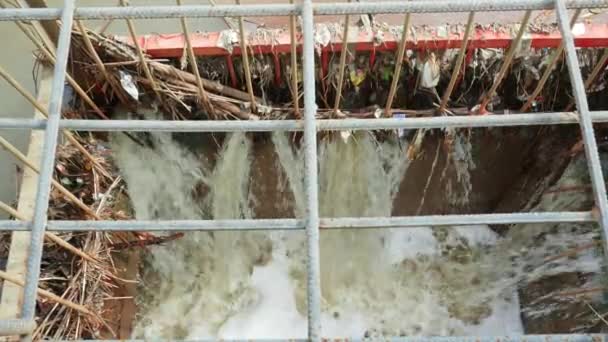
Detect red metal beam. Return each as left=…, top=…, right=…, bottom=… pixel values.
left=123, top=23, right=608, bottom=59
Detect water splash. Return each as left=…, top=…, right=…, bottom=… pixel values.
left=112, top=131, right=271, bottom=339
left=111, top=126, right=603, bottom=339
left=443, top=128, right=476, bottom=207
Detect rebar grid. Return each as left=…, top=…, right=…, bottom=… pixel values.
left=0, top=0, right=607, bottom=341
left=11, top=1, right=75, bottom=340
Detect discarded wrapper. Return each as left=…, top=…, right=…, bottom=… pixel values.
left=119, top=70, right=139, bottom=100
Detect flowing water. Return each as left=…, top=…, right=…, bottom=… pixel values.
left=109, top=126, right=604, bottom=339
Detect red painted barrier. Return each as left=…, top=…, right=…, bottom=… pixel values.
left=122, top=23, right=608, bottom=59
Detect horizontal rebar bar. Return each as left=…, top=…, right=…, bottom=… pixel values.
left=77, top=336, right=608, bottom=342
left=0, top=5, right=296, bottom=20
left=0, top=211, right=594, bottom=231
left=2, top=111, right=608, bottom=131
left=82, top=336, right=608, bottom=342
left=313, top=0, right=608, bottom=14
left=321, top=211, right=595, bottom=228
left=0, top=219, right=303, bottom=231
left=0, top=0, right=606, bottom=20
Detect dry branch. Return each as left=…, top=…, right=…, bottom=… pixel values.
left=439, top=12, right=475, bottom=113
left=333, top=7, right=351, bottom=116
left=520, top=9, right=581, bottom=112
left=109, top=232, right=184, bottom=250
left=0, top=136, right=101, bottom=220
left=176, top=0, right=215, bottom=117
left=0, top=201, right=97, bottom=262
left=5, top=11, right=111, bottom=121
left=478, top=10, right=532, bottom=112
left=0, top=270, right=96, bottom=317
left=289, top=0, right=300, bottom=117
left=75, top=19, right=132, bottom=107
left=0, top=63, right=112, bottom=180
left=236, top=0, right=257, bottom=113
left=384, top=13, right=412, bottom=117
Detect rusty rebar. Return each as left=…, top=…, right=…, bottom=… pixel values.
left=478, top=10, right=532, bottom=112
left=565, top=48, right=608, bottom=112
left=384, top=12, right=412, bottom=117
left=236, top=0, right=257, bottom=113
left=520, top=9, right=581, bottom=112
left=333, top=1, right=351, bottom=116
left=439, top=11, right=475, bottom=114
left=289, top=0, right=300, bottom=117
left=119, top=0, right=164, bottom=104
left=176, top=0, right=216, bottom=117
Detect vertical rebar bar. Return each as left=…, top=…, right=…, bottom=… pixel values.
left=301, top=0, right=321, bottom=339
left=520, top=9, right=581, bottom=112
left=555, top=0, right=608, bottom=258
left=333, top=1, right=351, bottom=115
left=438, top=11, right=475, bottom=114
left=19, top=0, right=74, bottom=340
left=289, top=0, right=300, bottom=117
left=384, top=12, right=411, bottom=117
left=236, top=0, right=257, bottom=113
left=478, top=10, right=532, bottom=112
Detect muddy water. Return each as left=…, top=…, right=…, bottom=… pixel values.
left=108, top=122, right=604, bottom=339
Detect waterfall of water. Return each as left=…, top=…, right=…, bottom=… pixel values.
left=110, top=126, right=603, bottom=339
left=443, top=128, right=476, bottom=207
left=113, top=131, right=271, bottom=339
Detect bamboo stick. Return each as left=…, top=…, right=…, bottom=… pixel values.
left=96, top=19, right=114, bottom=35
left=0, top=202, right=96, bottom=263
left=10, top=17, right=111, bottom=120
left=384, top=13, right=412, bottom=117
left=289, top=0, right=300, bottom=117
left=119, top=0, right=164, bottom=105
left=333, top=3, right=351, bottom=116
left=438, top=12, right=476, bottom=114
left=478, top=10, right=532, bottom=112
left=151, top=61, right=255, bottom=102
left=22, top=0, right=60, bottom=44
left=0, top=136, right=101, bottom=220
left=582, top=48, right=608, bottom=90
left=73, top=25, right=255, bottom=103
left=544, top=240, right=601, bottom=264
left=556, top=287, right=604, bottom=297
left=236, top=0, right=257, bottom=113
left=176, top=0, right=215, bottom=117
left=75, top=20, right=132, bottom=106
left=586, top=302, right=608, bottom=326
left=0, top=270, right=95, bottom=317
left=0, top=64, right=112, bottom=180
left=520, top=9, right=581, bottom=112
left=564, top=48, right=608, bottom=112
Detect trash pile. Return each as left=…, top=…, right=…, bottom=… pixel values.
left=0, top=137, right=128, bottom=339
left=66, top=24, right=608, bottom=122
